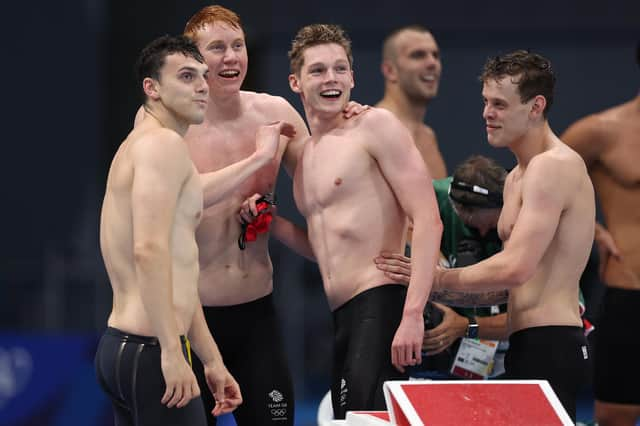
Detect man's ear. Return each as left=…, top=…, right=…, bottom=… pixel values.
left=143, top=77, right=160, bottom=101
left=530, top=95, right=547, bottom=118
left=288, top=73, right=301, bottom=93
left=381, top=60, right=398, bottom=83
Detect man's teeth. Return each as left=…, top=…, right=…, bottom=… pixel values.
left=219, top=70, right=240, bottom=77
left=420, top=75, right=436, bottom=82
left=320, top=90, right=341, bottom=97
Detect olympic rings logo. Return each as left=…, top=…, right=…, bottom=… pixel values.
left=271, top=408, right=287, bottom=417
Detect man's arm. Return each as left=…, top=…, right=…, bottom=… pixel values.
left=275, top=98, right=311, bottom=178
left=271, top=216, right=316, bottom=262
left=415, top=125, right=447, bottom=179
left=131, top=129, right=198, bottom=408
left=366, top=108, right=443, bottom=371
left=438, top=157, right=567, bottom=292
left=188, top=306, right=242, bottom=417
left=236, top=192, right=316, bottom=261
left=430, top=288, right=509, bottom=307
left=423, top=308, right=508, bottom=354
left=374, top=252, right=508, bottom=306
left=200, top=122, right=295, bottom=208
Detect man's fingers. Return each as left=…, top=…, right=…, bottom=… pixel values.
left=161, top=383, right=175, bottom=405
left=167, top=383, right=184, bottom=408
left=176, top=383, right=193, bottom=408
left=378, top=251, right=408, bottom=261
left=413, top=343, right=422, bottom=365
left=382, top=271, right=406, bottom=281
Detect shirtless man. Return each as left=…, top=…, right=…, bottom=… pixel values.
left=376, top=25, right=447, bottom=179
left=163, top=6, right=364, bottom=426
left=561, top=43, right=640, bottom=426
left=431, top=50, right=594, bottom=422
left=95, top=35, right=288, bottom=425
left=287, top=24, right=442, bottom=419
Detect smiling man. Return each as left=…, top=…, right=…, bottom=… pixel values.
left=376, top=25, right=446, bottom=179
left=432, top=50, right=594, bottom=422
left=177, top=6, right=309, bottom=426
left=96, top=34, right=292, bottom=426
left=287, top=24, right=442, bottom=419
left=127, top=7, right=367, bottom=426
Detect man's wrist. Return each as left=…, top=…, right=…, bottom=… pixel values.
left=465, top=316, right=479, bottom=339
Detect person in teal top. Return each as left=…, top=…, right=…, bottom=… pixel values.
left=413, top=155, right=509, bottom=378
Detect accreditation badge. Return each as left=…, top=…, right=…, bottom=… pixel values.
left=450, top=338, right=499, bottom=379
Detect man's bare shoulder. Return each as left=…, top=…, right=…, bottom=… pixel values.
left=241, top=90, right=296, bottom=115
left=598, top=98, right=637, bottom=121
left=358, top=106, right=405, bottom=131
left=528, top=142, right=587, bottom=184
left=418, top=122, right=436, bottom=139
left=563, top=101, right=632, bottom=145
left=352, top=107, right=415, bottom=158
left=128, top=125, right=185, bottom=161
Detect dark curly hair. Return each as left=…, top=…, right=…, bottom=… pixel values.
left=480, top=50, right=555, bottom=118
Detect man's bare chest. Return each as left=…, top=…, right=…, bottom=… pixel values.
left=498, top=184, right=522, bottom=243
left=598, top=134, right=640, bottom=188
left=187, top=125, right=261, bottom=171
left=295, top=138, right=372, bottom=207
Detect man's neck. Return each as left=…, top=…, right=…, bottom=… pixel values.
left=304, top=105, right=347, bottom=137
left=377, top=86, right=428, bottom=124
left=145, top=104, right=188, bottom=136
left=510, top=121, right=554, bottom=167
left=205, top=90, right=243, bottom=121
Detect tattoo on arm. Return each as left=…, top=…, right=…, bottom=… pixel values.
left=430, top=289, right=509, bottom=307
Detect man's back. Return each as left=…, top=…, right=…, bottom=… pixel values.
left=498, top=141, right=594, bottom=333
left=100, top=121, right=202, bottom=335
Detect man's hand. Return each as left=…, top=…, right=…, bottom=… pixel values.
left=423, top=302, right=468, bottom=355
left=594, top=222, right=622, bottom=280
left=391, top=312, right=423, bottom=373
left=342, top=101, right=370, bottom=119
left=255, top=121, right=296, bottom=162
left=237, top=193, right=275, bottom=224
left=204, top=362, right=243, bottom=417
left=374, top=252, right=411, bottom=284
left=160, top=349, right=200, bottom=408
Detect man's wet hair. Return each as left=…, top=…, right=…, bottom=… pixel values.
left=480, top=50, right=555, bottom=118
left=135, top=34, right=204, bottom=101
left=288, top=24, right=353, bottom=75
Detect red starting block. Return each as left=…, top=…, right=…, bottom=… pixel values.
left=377, top=380, right=573, bottom=425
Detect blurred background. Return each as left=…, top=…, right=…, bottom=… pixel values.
left=1, top=0, right=638, bottom=424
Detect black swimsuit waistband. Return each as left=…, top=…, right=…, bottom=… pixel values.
left=105, top=326, right=186, bottom=346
